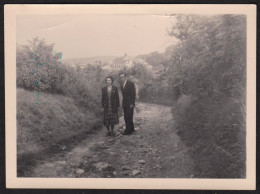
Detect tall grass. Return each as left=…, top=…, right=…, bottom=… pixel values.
left=173, top=93, right=246, bottom=178
left=17, top=88, right=102, bottom=156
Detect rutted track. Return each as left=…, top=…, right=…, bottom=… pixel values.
left=22, top=102, right=194, bottom=178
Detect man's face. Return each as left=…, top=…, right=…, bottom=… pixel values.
left=119, top=74, right=127, bottom=84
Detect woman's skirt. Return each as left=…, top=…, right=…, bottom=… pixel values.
left=103, top=107, right=119, bottom=126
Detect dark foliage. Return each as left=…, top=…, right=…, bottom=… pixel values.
left=167, top=15, right=246, bottom=178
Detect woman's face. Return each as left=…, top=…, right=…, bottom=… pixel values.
left=106, top=78, right=112, bottom=85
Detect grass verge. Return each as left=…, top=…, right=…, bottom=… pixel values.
left=172, top=94, right=246, bottom=178
left=17, top=88, right=102, bottom=157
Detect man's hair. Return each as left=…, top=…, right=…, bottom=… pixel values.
left=119, top=72, right=127, bottom=77
left=105, top=76, right=114, bottom=83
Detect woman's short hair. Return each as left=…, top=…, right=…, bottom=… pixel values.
left=105, top=76, right=114, bottom=83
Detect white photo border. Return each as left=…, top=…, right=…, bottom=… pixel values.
left=5, top=4, right=256, bottom=190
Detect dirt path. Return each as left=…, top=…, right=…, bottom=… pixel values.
left=28, top=102, right=194, bottom=178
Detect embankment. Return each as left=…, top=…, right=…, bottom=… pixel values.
left=17, top=88, right=102, bottom=157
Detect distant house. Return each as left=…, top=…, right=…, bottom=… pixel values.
left=111, top=54, right=134, bottom=70
left=123, top=54, right=134, bottom=68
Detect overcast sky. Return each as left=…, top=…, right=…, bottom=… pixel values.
left=17, top=14, right=177, bottom=59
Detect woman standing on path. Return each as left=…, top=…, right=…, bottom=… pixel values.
left=101, top=76, right=120, bottom=136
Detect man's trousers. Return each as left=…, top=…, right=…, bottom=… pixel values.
left=123, top=107, right=135, bottom=134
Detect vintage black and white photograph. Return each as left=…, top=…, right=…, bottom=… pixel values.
left=5, top=5, right=256, bottom=189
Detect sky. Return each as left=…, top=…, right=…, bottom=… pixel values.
left=17, top=14, right=177, bottom=59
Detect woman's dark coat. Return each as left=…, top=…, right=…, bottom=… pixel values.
left=101, top=85, right=119, bottom=113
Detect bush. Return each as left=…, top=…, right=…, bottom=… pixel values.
left=174, top=93, right=246, bottom=178
left=16, top=38, right=106, bottom=156
left=17, top=38, right=64, bottom=93
left=59, top=64, right=103, bottom=115
left=16, top=38, right=107, bottom=115
left=168, top=15, right=246, bottom=178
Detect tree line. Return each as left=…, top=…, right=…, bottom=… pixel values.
left=159, top=14, right=246, bottom=178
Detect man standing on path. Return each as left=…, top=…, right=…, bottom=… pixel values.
left=119, top=72, right=136, bottom=135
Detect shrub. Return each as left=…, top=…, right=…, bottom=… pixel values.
left=17, top=37, right=64, bottom=93
left=16, top=38, right=106, bottom=157
left=16, top=38, right=106, bottom=116
left=168, top=15, right=246, bottom=178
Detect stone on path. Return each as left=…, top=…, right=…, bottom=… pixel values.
left=122, top=166, right=131, bottom=170
left=135, top=127, right=141, bottom=131
left=138, top=160, right=146, bottom=164
left=122, top=171, right=129, bottom=175
left=107, top=139, right=114, bottom=143
left=56, top=161, right=67, bottom=165
left=60, top=145, right=67, bottom=151
left=94, top=162, right=109, bottom=170
left=132, top=169, right=141, bottom=176
left=75, top=168, right=85, bottom=174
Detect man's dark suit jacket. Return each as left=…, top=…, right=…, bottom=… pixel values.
left=101, top=85, right=119, bottom=113
left=121, top=80, right=136, bottom=109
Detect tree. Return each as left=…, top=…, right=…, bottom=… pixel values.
left=165, top=15, right=246, bottom=98
left=17, top=37, right=64, bottom=93
left=166, top=14, right=247, bottom=178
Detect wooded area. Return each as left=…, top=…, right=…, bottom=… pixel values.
left=165, top=15, right=246, bottom=178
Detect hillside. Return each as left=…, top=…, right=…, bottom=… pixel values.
left=17, top=88, right=102, bottom=157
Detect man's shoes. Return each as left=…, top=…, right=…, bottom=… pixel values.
left=122, top=131, right=130, bottom=135
left=123, top=130, right=135, bottom=135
